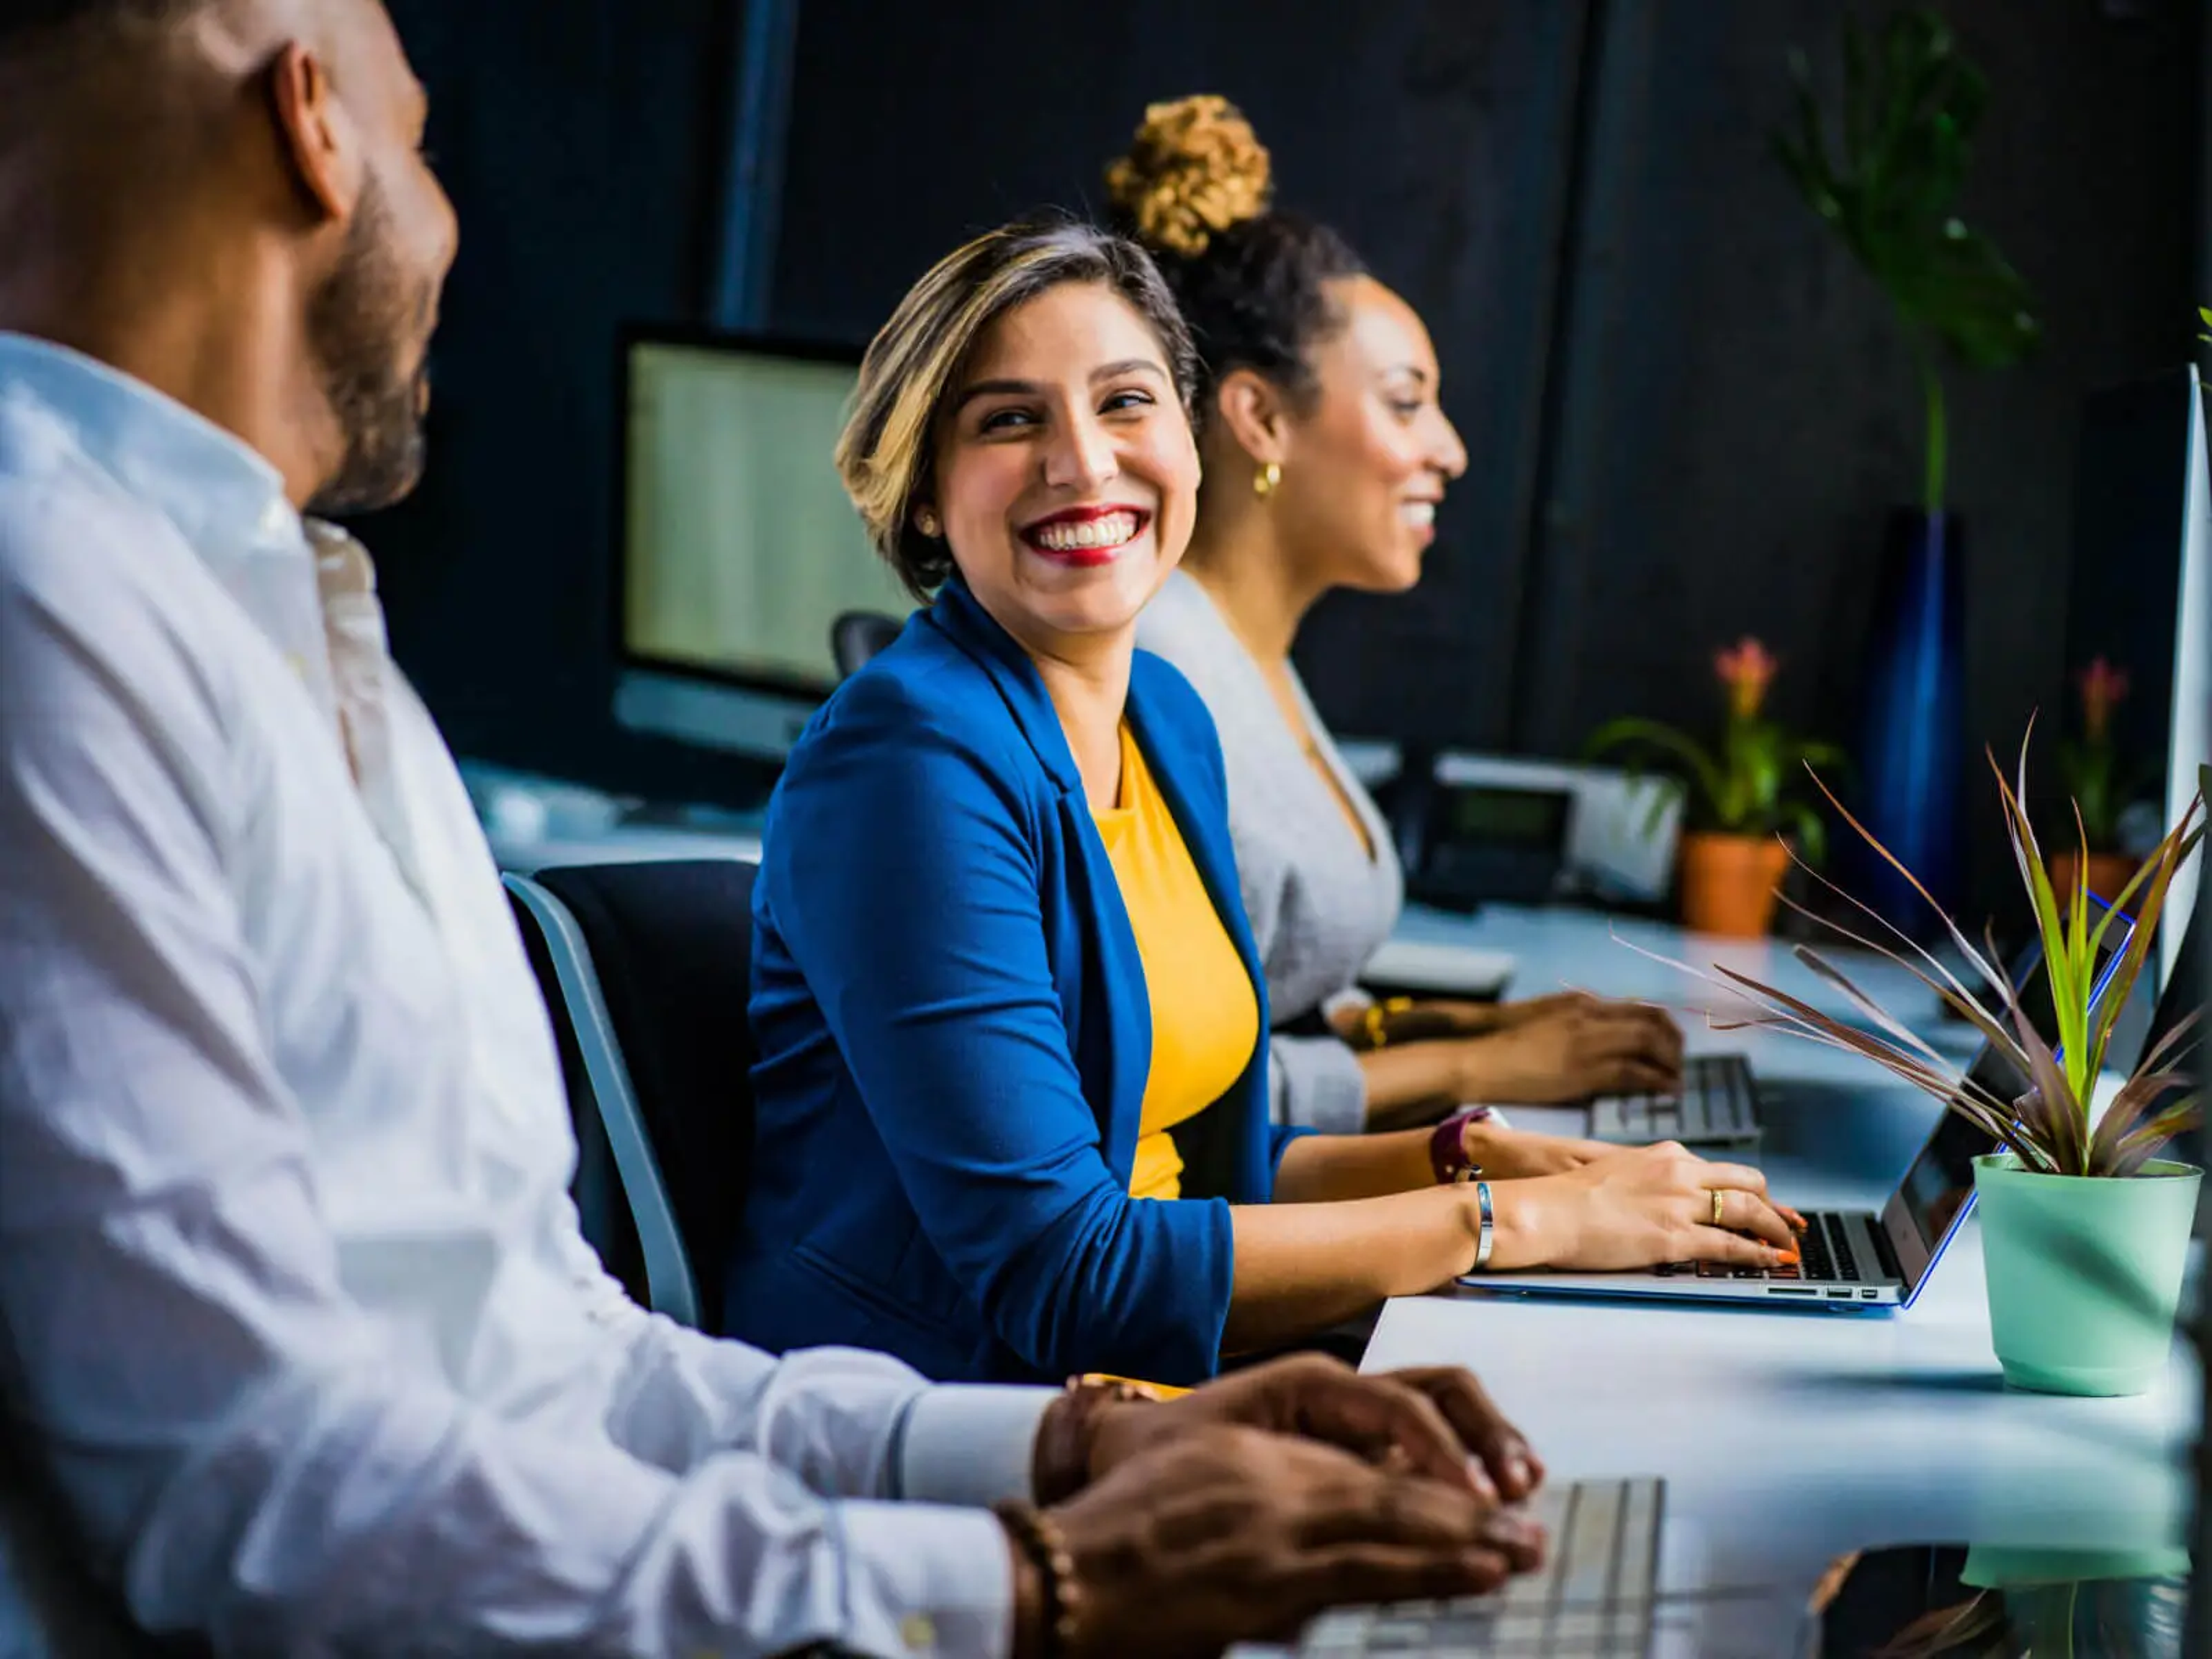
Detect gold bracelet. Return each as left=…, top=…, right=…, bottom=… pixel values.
left=1359, top=996, right=1416, bottom=1050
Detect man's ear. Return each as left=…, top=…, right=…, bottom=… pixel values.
left=265, top=40, right=361, bottom=223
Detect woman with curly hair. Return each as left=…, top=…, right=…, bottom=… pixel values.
left=1120, top=96, right=1686, bottom=1146
left=726, top=212, right=1799, bottom=1388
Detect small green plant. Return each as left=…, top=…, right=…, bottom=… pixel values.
left=1771, top=8, right=2039, bottom=513
left=1586, top=638, right=1848, bottom=864
left=1665, top=742, right=2206, bottom=1180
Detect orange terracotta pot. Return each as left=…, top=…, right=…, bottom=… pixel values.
left=1679, top=832, right=1792, bottom=938
left=2049, top=849, right=2136, bottom=910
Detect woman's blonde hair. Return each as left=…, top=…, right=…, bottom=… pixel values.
left=835, top=215, right=1197, bottom=599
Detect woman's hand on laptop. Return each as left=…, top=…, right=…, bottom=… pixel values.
left=1460, top=1118, right=1615, bottom=1178
left=1483, top=1142, right=1804, bottom=1272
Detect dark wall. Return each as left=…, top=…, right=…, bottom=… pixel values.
left=371, top=0, right=2203, bottom=913
left=1512, top=0, right=2201, bottom=920
left=369, top=0, right=781, bottom=805
left=770, top=0, right=1596, bottom=751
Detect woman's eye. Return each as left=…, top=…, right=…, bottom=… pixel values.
left=978, top=408, right=1038, bottom=433
left=1388, top=398, right=1424, bottom=420
left=1101, top=389, right=1156, bottom=415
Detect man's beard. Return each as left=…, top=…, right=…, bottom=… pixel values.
left=304, top=178, right=434, bottom=518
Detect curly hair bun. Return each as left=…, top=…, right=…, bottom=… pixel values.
left=1104, top=94, right=1272, bottom=259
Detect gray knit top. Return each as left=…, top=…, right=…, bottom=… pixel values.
left=1137, top=570, right=1402, bottom=1133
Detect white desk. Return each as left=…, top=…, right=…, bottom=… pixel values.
left=1363, top=904, right=2200, bottom=1640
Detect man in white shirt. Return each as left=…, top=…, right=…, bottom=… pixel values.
left=0, top=3, right=1546, bottom=1655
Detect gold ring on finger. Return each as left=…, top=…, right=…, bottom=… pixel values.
left=1709, top=1188, right=1725, bottom=1227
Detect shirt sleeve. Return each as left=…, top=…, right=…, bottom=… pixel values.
left=1267, top=1032, right=1372, bottom=1135
left=0, top=526, right=1018, bottom=1658
left=763, top=675, right=1238, bottom=1385
left=557, top=1214, right=1056, bottom=1511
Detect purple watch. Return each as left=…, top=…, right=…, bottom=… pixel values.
left=1429, top=1105, right=1494, bottom=1184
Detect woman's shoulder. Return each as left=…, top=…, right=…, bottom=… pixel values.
left=775, top=620, right=1040, bottom=818
left=1133, top=572, right=1231, bottom=691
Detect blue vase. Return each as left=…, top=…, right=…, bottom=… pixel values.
left=1846, top=508, right=1965, bottom=931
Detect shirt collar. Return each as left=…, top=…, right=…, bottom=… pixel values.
left=0, top=331, right=301, bottom=567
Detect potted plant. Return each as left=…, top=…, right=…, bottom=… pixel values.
left=2051, top=656, right=2142, bottom=909
left=1771, top=8, right=2039, bottom=925
left=1680, top=744, right=2204, bottom=1398
left=1587, top=637, right=1846, bottom=938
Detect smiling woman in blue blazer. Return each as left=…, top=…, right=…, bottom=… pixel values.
left=724, top=217, right=1798, bottom=1388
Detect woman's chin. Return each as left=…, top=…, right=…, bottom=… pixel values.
left=1020, top=552, right=1159, bottom=634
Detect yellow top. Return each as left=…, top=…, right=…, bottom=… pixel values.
left=1092, top=724, right=1260, bottom=1202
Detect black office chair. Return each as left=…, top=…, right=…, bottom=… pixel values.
left=505, top=859, right=760, bottom=1334
left=830, top=610, right=902, bottom=680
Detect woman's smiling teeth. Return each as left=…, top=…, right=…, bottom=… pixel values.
left=1028, top=510, right=1142, bottom=553
left=1400, top=501, right=1437, bottom=529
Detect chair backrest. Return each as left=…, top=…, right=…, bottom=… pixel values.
left=830, top=611, right=903, bottom=681
left=505, top=859, right=760, bottom=1331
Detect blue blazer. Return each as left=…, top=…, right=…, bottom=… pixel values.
left=727, top=581, right=1303, bottom=1385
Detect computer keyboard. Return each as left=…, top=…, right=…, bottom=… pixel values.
left=1587, top=1055, right=1758, bottom=1146
left=1650, top=1210, right=1866, bottom=1284
left=1295, top=1478, right=1664, bottom=1658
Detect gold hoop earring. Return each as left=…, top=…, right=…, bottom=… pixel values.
left=1254, top=462, right=1282, bottom=499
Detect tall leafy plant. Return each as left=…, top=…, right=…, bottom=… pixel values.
left=1771, top=9, right=2039, bottom=512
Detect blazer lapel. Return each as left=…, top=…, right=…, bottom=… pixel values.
left=925, top=583, right=1149, bottom=1179
left=1125, top=666, right=1272, bottom=1093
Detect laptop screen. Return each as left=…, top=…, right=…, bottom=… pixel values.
left=1894, top=927, right=2131, bottom=1262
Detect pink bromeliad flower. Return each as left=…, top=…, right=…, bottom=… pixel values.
left=1713, top=637, right=1779, bottom=721
left=2074, top=657, right=2128, bottom=744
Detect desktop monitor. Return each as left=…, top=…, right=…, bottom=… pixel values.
left=2062, top=364, right=2210, bottom=990
left=613, top=330, right=912, bottom=762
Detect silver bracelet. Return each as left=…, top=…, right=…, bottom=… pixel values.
left=1472, top=1179, right=1495, bottom=1270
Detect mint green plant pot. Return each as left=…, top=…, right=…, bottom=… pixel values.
left=1972, top=1154, right=2201, bottom=1397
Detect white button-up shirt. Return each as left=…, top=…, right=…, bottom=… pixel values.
left=0, top=333, right=1051, bottom=1657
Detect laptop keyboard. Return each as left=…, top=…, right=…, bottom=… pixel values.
left=1650, top=1210, right=1866, bottom=1284
left=1588, top=1055, right=1757, bottom=1145
left=1296, top=1478, right=1664, bottom=1657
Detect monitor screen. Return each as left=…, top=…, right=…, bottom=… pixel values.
left=621, top=337, right=910, bottom=694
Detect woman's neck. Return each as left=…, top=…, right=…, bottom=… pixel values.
left=1181, top=507, right=1325, bottom=667
left=1028, top=631, right=1136, bottom=814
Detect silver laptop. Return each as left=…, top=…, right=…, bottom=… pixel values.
left=1585, top=1052, right=1761, bottom=1148
left=1468, top=931, right=2128, bottom=1312
left=1290, top=1478, right=1666, bottom=1659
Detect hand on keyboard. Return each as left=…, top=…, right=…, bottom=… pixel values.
left=1033, top=1426, right=1546, bottom=1659
left=1460, top=1117, right=1616, bottom=1178
left=1445, top=995, right=1685, bottom=1104
left=1082, top=1352, right=1544, bottom=1504
left=1481, top=1142, right=1803, bottom=1272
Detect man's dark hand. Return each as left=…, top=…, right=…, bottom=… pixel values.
left=1083, top=1354, right=1545, bottom=1504
left=1037, top=1426, right=1545, bottom=1659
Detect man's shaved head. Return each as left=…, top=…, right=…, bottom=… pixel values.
left=0, top=0, right=456, bottom=514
